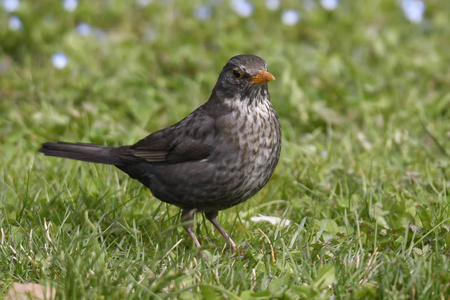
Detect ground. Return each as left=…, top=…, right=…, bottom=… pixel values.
left=0, top=0, right=449, bottom=299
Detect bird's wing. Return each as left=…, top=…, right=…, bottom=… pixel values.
left=129, top=112, right=216, bottom=163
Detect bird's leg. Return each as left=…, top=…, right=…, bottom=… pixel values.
left=205, top=212, right=237, bottom=253
left=181, top=208, right=202, bottom=249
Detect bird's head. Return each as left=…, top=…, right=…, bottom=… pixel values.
left=211, top=55, right=275, bottom=104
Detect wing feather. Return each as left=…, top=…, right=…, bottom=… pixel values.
left=128, top=109, right=216, bottom=163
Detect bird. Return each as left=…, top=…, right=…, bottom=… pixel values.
left=39, top=54, right=281, bottom=252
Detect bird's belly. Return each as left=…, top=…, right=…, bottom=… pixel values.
left=221, top=142, right=276, bottom=205
left=141, top=134, right=279, bottom=211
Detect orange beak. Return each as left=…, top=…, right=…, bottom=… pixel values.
left=249, top=70, right=276, bottom=84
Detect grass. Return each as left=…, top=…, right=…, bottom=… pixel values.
left=1, top=0, right=449, bottom=298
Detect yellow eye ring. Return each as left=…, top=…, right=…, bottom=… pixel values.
left=232, top=69, right=243, bottom=79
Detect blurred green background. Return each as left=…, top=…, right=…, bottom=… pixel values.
left=1, top=0, right=449, bottom=299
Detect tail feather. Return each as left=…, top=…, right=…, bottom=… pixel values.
left=39, top=142, right=130, bottom=165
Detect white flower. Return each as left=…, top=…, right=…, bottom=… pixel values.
left=251, top=215, right=291, bottom=227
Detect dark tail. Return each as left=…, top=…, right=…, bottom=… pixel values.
left=39, top=142, right=133, bottom=166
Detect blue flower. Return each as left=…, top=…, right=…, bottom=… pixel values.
left=136, top=0, right=152, bottom=7
left=400, top=0, right=425, bottom=24
left=52, top=52, right=69, bottom=69
left=62, top=0, right=77, bottom=12
left=281, top=9, right=301, bottom=26
left=303, top=0, right=316, bottom=11
left=320, top=0, right=339, bottom=11
left=2, top=0, right=20, bottom=13
left=75, top=22, right=92, bottom=36
left=94, top=28, right=108, bottom=41
left=143, top=27, right=157, bottom=41
left=231, top=0, right=254, bottom=18
left=265, top=0, right=280, bottom=11
left=193, top=5, right=212, bottom=21
left=8, top=15, right=22, bottom=30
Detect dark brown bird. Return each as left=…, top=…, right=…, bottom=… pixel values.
left=39, top=54, right=281, bottom=252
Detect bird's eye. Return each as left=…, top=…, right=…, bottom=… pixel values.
left=232, top=69, right=243, bottom=79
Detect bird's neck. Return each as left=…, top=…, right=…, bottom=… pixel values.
left=209, top=84, right=270, bottom=106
